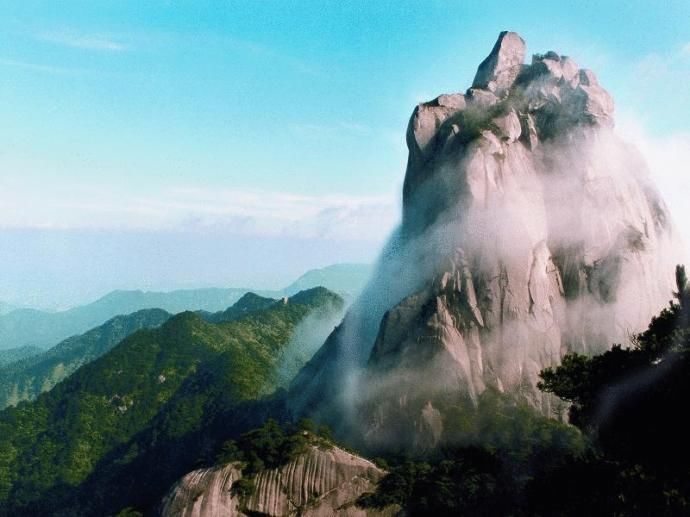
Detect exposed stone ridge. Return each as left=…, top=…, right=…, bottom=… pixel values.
left=159, top=445, right=397, bottom=517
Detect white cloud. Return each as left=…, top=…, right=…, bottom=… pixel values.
left=37, top=30, right=127, bottom=52
left=617, top=113, right=690, bottom=253
left=0, top=57, right=83, bottom=75
left=0, top=181, right=399, bottom=243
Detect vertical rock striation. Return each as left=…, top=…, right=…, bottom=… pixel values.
left=159, top=445, right=396, bottom=517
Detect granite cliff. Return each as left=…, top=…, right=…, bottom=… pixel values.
left=289, top=31, right=683, bottom=450
left=160, top=444, right=396, bottom=517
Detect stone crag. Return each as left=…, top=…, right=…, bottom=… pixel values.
left=289, top=31, right=683, bottom=452
left=159, top=445, right=397, bottom=517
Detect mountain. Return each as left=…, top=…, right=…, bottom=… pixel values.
left=0, top=263, right=370, bottom=351
left=0, top=346, right=43, bottom=367
left=204, top=292, right=282, bottom=323
left=283, top=263, right=373, bottom=298
left=0, top=288, right=264, bottom=350
left=288, top=32, right=684, bottom=451
left=0, top=288, right=344, bottom=516
left=0, top=308, right=172, bottom=409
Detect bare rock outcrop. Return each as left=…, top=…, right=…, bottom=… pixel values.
left=288, top=31, right=683, bottom=452
left=472, top=31, right=526, bottom=95
left=160, top=445, right=396, bottom=517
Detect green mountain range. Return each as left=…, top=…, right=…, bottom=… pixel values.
left=0, top=309, right=172, bottom=409
left=0, top=263, right=370, bottom=350
left=0, top=287, right=343, bottom=516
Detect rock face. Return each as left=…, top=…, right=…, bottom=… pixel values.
left=289, top=32, right=683, bottom=451
left=472, top=31, right=526, bottom=95
left=159, top=445, right=396, bottom=517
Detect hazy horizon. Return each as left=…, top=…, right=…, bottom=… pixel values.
left=1, top=1, right=688, bottom=309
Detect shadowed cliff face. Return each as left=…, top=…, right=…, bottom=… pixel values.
left=288, top=31, right=684, bottom=452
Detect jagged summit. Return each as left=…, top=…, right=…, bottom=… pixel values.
left=289, top=32, right=683, bottom=452
left=403, top=31, right=615, bottom=234
left=472, top=31, right=526, bottom=95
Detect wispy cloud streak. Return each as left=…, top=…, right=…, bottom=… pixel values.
left=37, top=30, right=127, bottom=52
left=0, top=57, right=83, bottom=75
left=0, top=182, right=399, bottom=243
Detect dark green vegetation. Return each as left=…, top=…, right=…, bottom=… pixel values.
left=0, top=345, right=43, bottom=367
left=0, top=309, right=172, bottom=409
left=531, top=265, right=690, bottom=516
left=359, top=390, right=586, bottom=516
left=0, top=287, right=343, bottom=516
left=359, top=266, right=690, bottom=516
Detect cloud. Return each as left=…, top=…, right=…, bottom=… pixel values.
left=617, top=113, right=690, bottom=253
left=37, top=30, right=127, bottom=52
left=0, top=181, right=399, bottom=243
left=0, top=57, right=83, bottom=75
left=634, top=41, right=690, bottom=74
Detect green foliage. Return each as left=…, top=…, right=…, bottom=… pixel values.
left=532, top=264, right=690, bottom=515
left=360, top=390, right=586, bottom=515
left=0, top=309, right=172, bottom=409
left=0, top=289, right=343, bottom=516
left=359, top=460, right=432, bottom=509
left=216, top=418, right=334, bottom=505
left=215, top=418, right=334, bottom=476
left=230, top=477, right=255, bottom=498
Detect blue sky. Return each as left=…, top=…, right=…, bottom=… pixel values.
left=1, top=1, right=689, bottom=308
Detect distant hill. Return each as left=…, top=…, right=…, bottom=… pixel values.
left=0, top=287, right=272, bottom=350
left=0, top=309, right=172, bottom=409
left=0, top=302, right=17, bottom=316
left=0, top=287, right=343, bottom=515
left=283, top=263, right=372, bottom=297
left=203, top=292, right=281, bottom=324
left=0, top=263, right=370, bottom=350
left=0, top=346, right=43, bottom=367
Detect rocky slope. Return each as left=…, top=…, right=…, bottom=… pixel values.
left=289, top=31, right=683, bottom=450
left=160, top=444, right=396, bottom=517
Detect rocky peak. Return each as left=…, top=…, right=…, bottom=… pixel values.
left=288, top=31, right=683, bottom=454
left=402, top=32, right=617, bottom=234
left=472, top=31, right=526, bottom=96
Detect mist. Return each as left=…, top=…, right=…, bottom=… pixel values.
left=288, top=45, right=686, bottom=453
left=276, top=299, right=347, bottom=388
